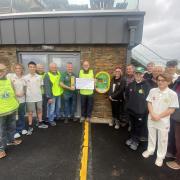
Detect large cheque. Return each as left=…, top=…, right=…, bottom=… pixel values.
left=76, top=78, right=94, bottom=90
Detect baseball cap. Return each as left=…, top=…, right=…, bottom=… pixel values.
left=135, top=67, right=144, bottom=73
left=166, top=60, right=178, bottom=67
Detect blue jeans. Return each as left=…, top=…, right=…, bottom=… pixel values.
left=16, top=102, right=26, bottom=133
left=0, top=112, right=16, bottom=151
left=47, top=96, right=61, bottom=122
left=64, top=93, right=77, bottom=118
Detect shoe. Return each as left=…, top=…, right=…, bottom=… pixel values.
left=7, top=139, right=22, bottom=146
left=80, top=117, right=85, bottom=123
left=126, top=138, right=133, bottom=146
left=0, top=151, right=6, bottom=159
left=21, top=130, right=28, bottom=135
left=14, top=133, right=21, bottom=139
left=64, top=118, right=69, bottom=123
left=73, top=117, right=78, bottom=122
left=142, top=150, right=154, bottom=158
left=109, top=121, right=113, bottom=126
left=49, top=121, right=56, bottom=126
left=129, top=141, right=139, bottom=151
left=27, top=127, right=33, bottom=136
left=166, top=161, right=180, bottom=170
left=38, top=122, right=48, bottom=129
left=166, top=152, right=176, bottom=158
left=114, top=124, right=120, bottom=129
left=155, top=158, right=163, bottom=167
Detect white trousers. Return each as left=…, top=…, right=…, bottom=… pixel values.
left=147, top=126, right=169, bottom=159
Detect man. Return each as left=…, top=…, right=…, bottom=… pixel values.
left=60, top=62, right=77, bottom=123
left=0, top=63, right=22, bottom=159
left=125, top=64, right=135, bottom=87
left=36, top=64, right=47, bottom=122
left=143, top=62, right=155, bottom=80
left=79, top=61, right=94, bottom=122
left=44, top=63, right=63, bottom=126
left=24, top=61, right=48, bottom=135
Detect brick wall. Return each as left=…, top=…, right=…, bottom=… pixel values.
left=0, top=45, right=127, bottom=120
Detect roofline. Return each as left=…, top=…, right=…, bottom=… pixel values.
left=0, top=10, right=145, bottom=19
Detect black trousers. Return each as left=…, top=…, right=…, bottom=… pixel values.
left=81, top=95, right=94, bottom=118
left=111, top=100, right=124, bottom=120
left=128, top=112, right=147, bottom=142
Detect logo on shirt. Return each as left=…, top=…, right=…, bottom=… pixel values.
left=138, top=89, right=144, bottom=94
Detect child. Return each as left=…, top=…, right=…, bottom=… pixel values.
left=142, top=73, right=179, bottom=167
left=125, top=67, right=150, bottom=150
left=24, top=61, right=48, bottom=135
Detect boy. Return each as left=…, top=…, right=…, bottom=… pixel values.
left=142, top=73, right=179, bottom=167
left=125, top=67, right=150, bottom=150
left=24, top=61, right=48, bottom=135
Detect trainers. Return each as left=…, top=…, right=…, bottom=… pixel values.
left=14, top=133, right=21, bottom=139
left=109, top=121, right=113, bottom=126
left=114, top=124, right=120, bottom=129
left=0, top=151, right=6, bottom=159
left=27, top=127, right=33, bottom=136
left=129, top=141, right=139, bottom=151
left=7, top=139, right=22, bottom=146
left=166, top=161, right=180, bottom=170
left=38, top=122, right=48, bottom=129
left=142, top=150, right=154, bottom=158
left=21, top=129, right=27, bottom=135
left=155, top=158, right=163, bottom=167
left=49, top=121, right=56, bottom=126
left=125, top=138, right=133, bottom=146
left=80, top=117, right=85, bottom=123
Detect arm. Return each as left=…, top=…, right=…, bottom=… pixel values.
left=60, top=82, right=75, bottom=91
left=159, top=108, right=175, bottom=119
left=147, top=102, right=161, bottom=121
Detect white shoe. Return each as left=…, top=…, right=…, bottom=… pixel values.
left=109, top=122, right=113, bottom=126
left=21, top=129, right=28, bottom=135
left=14, top=133, right=21, bottom=139
left=155, top=158, right=163, bottom=167
left=114, top=124, right=120, bottom=129
left=142, top=150, right=153, bottom=158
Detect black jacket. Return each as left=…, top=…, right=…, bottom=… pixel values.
left=125, top=80, right=151, bottom=115
left=109, top=76, right=126, bottom=101
left=171, top=76, right=180, bottom=122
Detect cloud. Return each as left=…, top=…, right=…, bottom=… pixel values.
left=140, top=0, right=180, bottom=60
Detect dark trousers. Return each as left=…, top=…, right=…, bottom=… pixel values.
left=168, top=120, right=180, bottom=164
left=129, top=112, right=147, bottom=143
left=81, top=95, right=93, bottom=118
left=42, top=94, right=48, bottom=121
left=111, top=100, right=124, bottom=120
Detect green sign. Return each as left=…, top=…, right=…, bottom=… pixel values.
left=95, top=71, right=110, bottom=94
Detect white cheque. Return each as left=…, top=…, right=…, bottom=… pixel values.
left=76, top=78, right=94, bottom=90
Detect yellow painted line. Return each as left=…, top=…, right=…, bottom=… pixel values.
left=80, top=121, right=89, bottom=180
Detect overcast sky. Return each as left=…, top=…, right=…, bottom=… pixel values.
left=68, top=0, right=179, bottom=60
left=139, top=0, right=180, bottom=60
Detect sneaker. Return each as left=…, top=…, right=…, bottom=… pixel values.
left=64, top=118, right=69, bottom=123
left=38, top=122, right=48, bottom=129
left=80, top=117, right=85, bottom=123
left=142, top=150, right=154, bottom=158
left=114, top=124, right=120, bottom=129
left=21, top=130, right=28, bottom=135
left=125, top=138, right=133, bottom=146
left=49, top=121, right=56, bottom=126
left=155, top=158, right=163, bottom=167
left=129, top=141, right=139, bottom=151
left=166, top=161, right=180, bottom=170
left=14, top=133, right=21, bottom=139
left=7, top=139, right=22, bottom=146
left=27, top=127, right=33, bottom=136
left=109, top=121, right=113, bottom=126
left=0, top=151, right=6, bottom=159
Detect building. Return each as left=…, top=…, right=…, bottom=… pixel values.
left=0, top=3, right=145, bottom=122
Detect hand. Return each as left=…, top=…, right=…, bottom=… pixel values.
left=48, top=99, right=53, bottom=104
left=16, top=92, right=24, bottom=97
left=70, top=86, right=75, bottom=91
left=151, top=113, right=161, bottom=121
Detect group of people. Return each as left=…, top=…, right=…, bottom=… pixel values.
left=0, top=59, right=180, bottom=170
left=0, top=60, right=94, bottom=159
left=109, top=61, right=180, bottom=169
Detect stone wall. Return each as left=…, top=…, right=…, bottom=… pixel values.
left=0, top=45, right=127, bottom=120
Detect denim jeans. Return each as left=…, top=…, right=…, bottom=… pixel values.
left=0, top=112, right=16, bottom=151
left=64, top=93, right=77, bottom=118
left=81, top=94, right=94, bottom=118
left=16, top=102, right=26, bottom=133
left=47, top=96, right=61, bottom=122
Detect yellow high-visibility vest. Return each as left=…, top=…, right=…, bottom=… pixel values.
left=48, top=72, right=63, bottom=96
left=0, top=79, right=19, bottom=116
left=79, top=69, right=94, bottom=95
